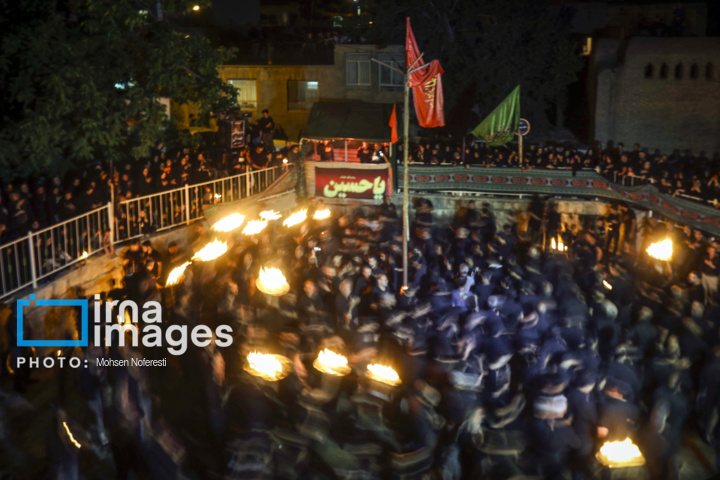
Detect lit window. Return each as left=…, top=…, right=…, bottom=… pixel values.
left=346, top=53, right=371, bottom=87
left=228, top=79, right=257, bottom=109
left=288, top=81, right=319, bottom=110
left=378, top=53, right=405, bottom=91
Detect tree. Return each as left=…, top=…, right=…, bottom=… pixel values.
left=0, top=0, right=236, bottom=176
left=359, top=0, right=583, bottom=135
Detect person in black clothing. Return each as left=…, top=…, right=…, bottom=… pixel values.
left=257, top=109, right=275, bottom=151
left=357, top=142, right=374, bottom=164
left=604, top=203, right=621, bottom=257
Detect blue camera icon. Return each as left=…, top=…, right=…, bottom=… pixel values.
left=16, top=295, right=89, bottom=347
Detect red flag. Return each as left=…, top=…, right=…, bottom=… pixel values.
left=405, top=18, right=445, bottom=128
left=389, top=104, right=399, bottom=144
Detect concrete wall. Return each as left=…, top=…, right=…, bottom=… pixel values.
left=218, top=44, right=404, bottom=142
left=593, top=37, right=720, bottom=156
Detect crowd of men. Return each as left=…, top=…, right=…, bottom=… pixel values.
left=401, top=138, right=720, bottom=207
left=1, top=194, right=719, bottom=480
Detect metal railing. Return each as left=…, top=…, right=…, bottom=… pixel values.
left=117, top=167, right=279, bottom=241
left=0, top=167, right=280, bottom=300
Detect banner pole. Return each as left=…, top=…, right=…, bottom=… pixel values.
left=402, top=71, right=410, bottom=289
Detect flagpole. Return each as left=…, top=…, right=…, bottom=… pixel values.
left=402, top=69, right=411, bottom=288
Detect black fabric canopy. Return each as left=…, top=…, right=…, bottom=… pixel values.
left=303, top=102, right=395, bottom=143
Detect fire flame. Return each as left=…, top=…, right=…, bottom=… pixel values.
left=597, top=438, right=645, bottom=468
left=243, top=220, right=268, bottom=235
left=212, top=213, right=245, bottom=232
left=366, top=363, right=401, bottom=386
left=245, top=352, right=291, bottom=381
left=314, top=349, right=350, bottom=376
left=256, top=267, right=290, bottom=296
left=313, top=208, right=331, bottom=220
left=80, top=251, right=89, bottom=260
left=283, top=210, right=307, bottom=227
left=166, top=261, right=191, bottom=287
left=192, top=239, right=228, bottom=262
left=259, top=210, right=282, bottom=221
left=63, top=422, right=81, bottom=449
left=214, top=193, right=222, bottom=199
left=603, top=280, right=612, bottom=290
left=647, top=238, right=672, bottom=261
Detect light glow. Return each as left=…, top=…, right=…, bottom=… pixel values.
left=192, top=5, right=200, bottom=11
left=256, top=267, right=290, bottom=296
left=314, top=349, right=350, bottom=376
left=80, top=251, right=89, bottom=260
left=366, top=363, right=401, bottom=386
left=313, top=208, right=331, bottom=220
left=243, top=219, right=268, bottom=235
left=212, top=213, right=245, bottom=233
left=244, top=352, right=291, bottom=381
left=603, top=280, right=612, bottom=290
left=259, top=210, right=282, bottom=221
left=647, top=238, right=672, bottom=261
left=283, top=210, right=307, bottom=227
left=63, top=422, right=81, bottom=449
left=596, top=438, right=645, bottom=468
left=192, top=239, right=228, bottom=262
left=166, top=261, right=190, bottom=287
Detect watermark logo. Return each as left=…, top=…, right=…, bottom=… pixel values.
left=17, top=295, right=89, bottom=348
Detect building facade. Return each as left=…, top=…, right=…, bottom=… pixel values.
left=592, top=37, right=720, bottom=156
left=218, top=44, right=404, bottom=141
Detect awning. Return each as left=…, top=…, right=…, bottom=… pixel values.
left=303, top=102, right=395, bottom=143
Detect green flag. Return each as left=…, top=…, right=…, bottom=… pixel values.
left=471, top=85, right=520, bottom=147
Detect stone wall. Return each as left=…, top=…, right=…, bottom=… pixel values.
left=593, top=37, right=720, bottom=156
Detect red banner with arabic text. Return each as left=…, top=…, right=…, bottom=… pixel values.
left=314, top=165, right=392, bottom=201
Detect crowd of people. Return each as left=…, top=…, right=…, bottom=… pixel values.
left=400, top=137, right=720, bottom=206
left=2, top=194, right=719, bottom=479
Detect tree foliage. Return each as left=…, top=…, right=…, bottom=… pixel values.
left=0, top=0, right=236, bottom=176
left=359, top=0, right=583, bottom=134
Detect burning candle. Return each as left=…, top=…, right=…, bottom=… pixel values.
left=259, top=210, right=282, bottom=221
left=313, top=349, right=351, bottom=376
left=283, top=210, right=307, bottom=227
left=647, top=238, right=672, bottom=261
left=244, top=352, right=291, bottom=381
left=243, top=220, right=268, bottom=235
left=366, top=363, right=401, bottom=386
left=313, top=208, right=331, bottom=220
left=192, top=239, right=228, bottom=262
left=212, top=213, right=245, bottom=232
left=256, top=267, right=290, bottom=296
left=596, top=438, right=645, bottom=468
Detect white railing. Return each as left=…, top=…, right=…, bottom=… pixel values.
left=0, top=167, right=280, bottom=299
left=116, top=167, right=279, bottom=241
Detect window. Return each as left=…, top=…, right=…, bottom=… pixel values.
left=690, top=63, right=699, bottom=79
left=228, top=79, right=257, bottom=109
left=288, top=80, right=319, bottom=110
left=675, top=63, right=683, bottom=79
left=378, top=53, right=405, bottom=90
left=346, top=53, right=371, bottom=87
left=644, top=63, right=654, bottom=79
left=707, top=63, right=714, bottom=80
left=660, top=63, right=668, bottom=79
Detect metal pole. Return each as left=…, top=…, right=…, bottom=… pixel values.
left=184, top=184, right=190, bottom=224
left=402, top=74, right=410, bottom=288
left=27, top=231, right=37, bottom=289
left=108, top=198, right=114, bottom=246
left=519, top=133, right=523, bottom=168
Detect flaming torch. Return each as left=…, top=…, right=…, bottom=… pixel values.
left=259, top=210, right=282, bottom=221
left=244, top=352, right=292, bottom=382
left=256, top=267, right=290, bottom=296
left=80, top=251, right=89, bottom=260
left=283, top=210, right=307, bottom=228
left=313, top=208, right=331, bottom=220
left=166, top=261, right=191, bottom=287
left=596, top=438, right=645, bottom=468
left=212, top=213, right=245, bottom=233
left=242, top=220, right=268, bottom=236
left=192, top=239, right=228, bottom=262
left=366, top=363, right=401, bottom=387
left=313, top=349, right=351, bottom=377
left=647, top=238, right=672, bottom=261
